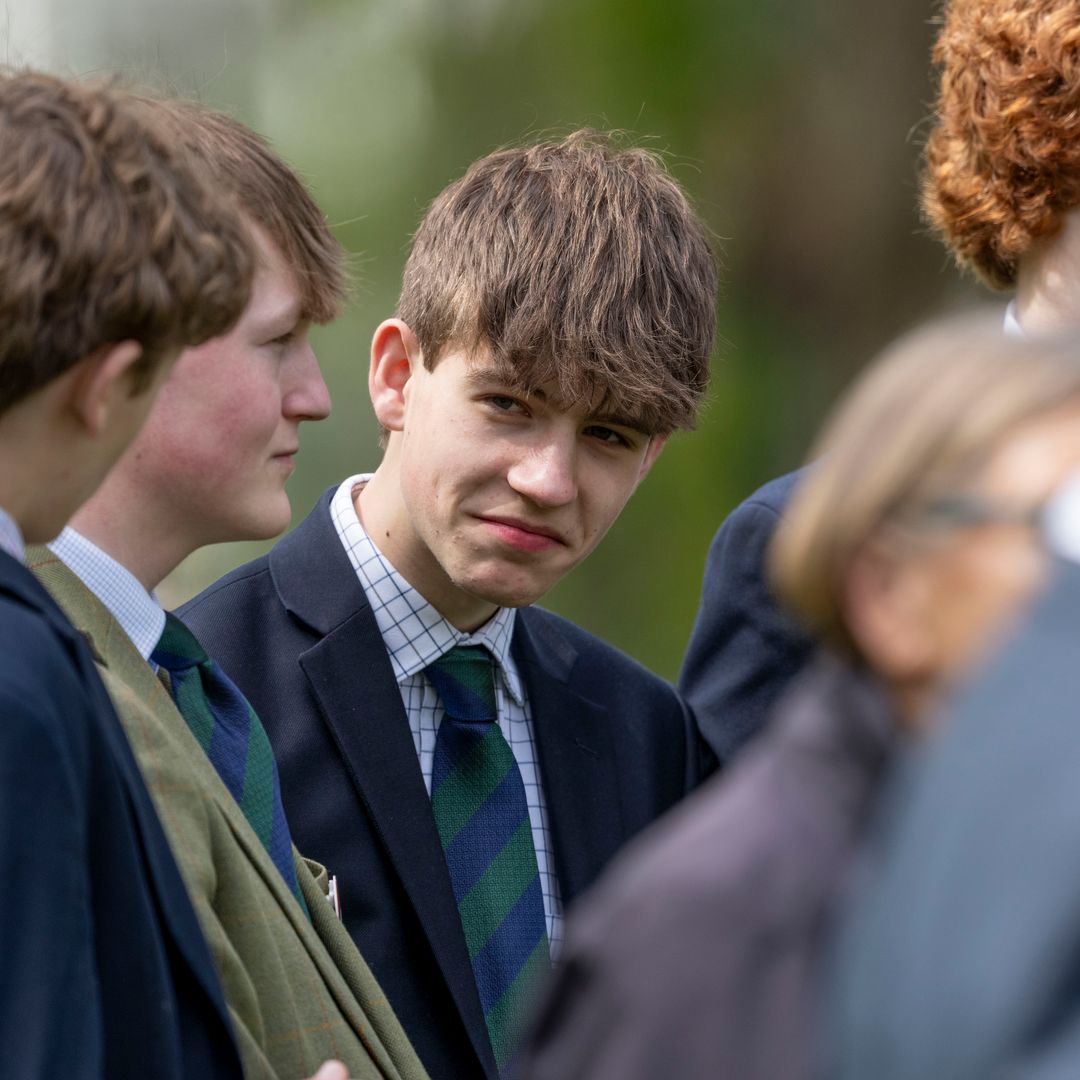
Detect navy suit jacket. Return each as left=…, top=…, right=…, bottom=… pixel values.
left=832, top=557, right=1080, bottom=1079
left=679, top=469, right=815, bottom=763
left=181, top=489, right=704, bottom=1080
left=0, top=551, right=240, bottom=1079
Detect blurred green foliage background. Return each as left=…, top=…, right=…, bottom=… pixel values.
left=16, top=0, right=980, bottom=679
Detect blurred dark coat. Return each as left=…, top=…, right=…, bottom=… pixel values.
left=680, top=469, right=815, bottom=764
left=519, top=656, right=896, bottom=1080
left=831, top=557, right=1080, bottom=1080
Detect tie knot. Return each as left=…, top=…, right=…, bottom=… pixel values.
left=425, top=645, right=497, bottom=722
left=151, top=611, right=209, bottom=673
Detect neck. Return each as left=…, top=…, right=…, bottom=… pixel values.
left=0, top=465, right=44, bottom=542
left=69, top=469, right=192, bottom=591
left=1015, top=209, right=1080, bottom=334
left=0, top=389, right=84, bottom=545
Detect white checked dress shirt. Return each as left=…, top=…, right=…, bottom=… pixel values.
left=330, top=475, right=565, bottom=951
left=48, top=527, right=164, bottom=660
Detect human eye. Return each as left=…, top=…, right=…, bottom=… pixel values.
left=266, top=328, right=297, bottom=348
left=484, top=393, right=528, bottom=415
left=260, top=319, right=306, bottom=351
left=584, top=423, right=635, bottom=449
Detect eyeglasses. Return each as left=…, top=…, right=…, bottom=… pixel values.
left=905, top=493, right=1047, bottom=532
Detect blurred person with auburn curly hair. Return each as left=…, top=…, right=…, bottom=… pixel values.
left=925, top=0, right=1080, bottom=323
left=679, top=0, right=1080, bottom=770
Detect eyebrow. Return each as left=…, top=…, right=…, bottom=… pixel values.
left=464, top=365, right=532, bottom=392
left=587, top=410, right=650, bottom=433
left=465, top=366, right=649, bottom=432
left=249, top=297, right=304, bottom=338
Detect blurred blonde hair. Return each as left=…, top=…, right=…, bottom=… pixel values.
left=770, top=310, right=1080, bottom=655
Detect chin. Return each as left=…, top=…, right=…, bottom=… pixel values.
left=228, top=503, right=293, bottom=543
left=459, top=573, right=548, bottom=611
left=252, top=515, right=293, bottom=541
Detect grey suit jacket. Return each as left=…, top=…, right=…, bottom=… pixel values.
left=832, top=557, right=1080, bottom=1079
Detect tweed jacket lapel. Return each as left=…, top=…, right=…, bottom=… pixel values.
left=29, top=548, right=429, bottom=1080
left=32, top=550, right=307, bottom=911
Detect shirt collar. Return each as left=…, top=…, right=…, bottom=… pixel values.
left=1004, top=301, right=1025, bottom=339
left=48, top=527, right=165, bottom=661
left=0, top=507, right=24, bottom=563
left=329, top=474, right=524, bottom=705
left=1043, top=468, right=1080, bottom=568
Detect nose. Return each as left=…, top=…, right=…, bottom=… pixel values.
left=507, top=435, right=578, bottom=508
left=284, top=337, right=332, bottom=422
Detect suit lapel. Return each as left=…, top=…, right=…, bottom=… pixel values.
left=272, top=494, right=497, bottom=1074
left=111, top=622, right=319, bottom=941
left=513, top=611, right=626, bottom=906
left=40, top=554, right=357, bottom=964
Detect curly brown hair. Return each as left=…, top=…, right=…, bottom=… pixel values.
left=397, top=130, right=717, bottom=435
left=0, top=71, right=254, bottom=415
left=924, top=0, right=1080, bottom=289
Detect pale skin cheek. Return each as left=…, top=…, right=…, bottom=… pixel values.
left=943, top=541, right=1040, bottom=666
left=580, top=490, right=634, bottom=550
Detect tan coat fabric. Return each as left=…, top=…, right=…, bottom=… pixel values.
left=31, top=550, right=430, bottom=1080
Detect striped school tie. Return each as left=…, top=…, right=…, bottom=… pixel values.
left=152, top=612, right=308, bottom=914
left=426, top=645, right=550, bottom=1072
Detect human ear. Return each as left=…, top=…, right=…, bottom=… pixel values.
left=635, top=435, right=668, bottom=486
left=67, top=340, right=145, bottom=437
left=369, top=319, right=421, bottom=432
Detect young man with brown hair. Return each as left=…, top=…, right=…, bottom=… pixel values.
left=182, top=130, right=718, bottom=1079
left=28, top=98, right=427, bottom=1080
left=0, top=70, right=254, bottom=1078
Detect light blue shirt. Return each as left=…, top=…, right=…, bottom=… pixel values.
left=48, top=527, right=164, bottom=660
left=0, top=507, right=24, bottom=563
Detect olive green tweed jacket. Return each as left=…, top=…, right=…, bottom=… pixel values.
left=31, top=550, right=429, bottom=1080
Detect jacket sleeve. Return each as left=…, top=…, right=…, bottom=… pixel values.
left=679, top=491, right=814, bottom=764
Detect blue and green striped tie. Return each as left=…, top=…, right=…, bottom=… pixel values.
left=426, top=645, right=550, bottom=1072
left=152, top=612, right=308, bottom=915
